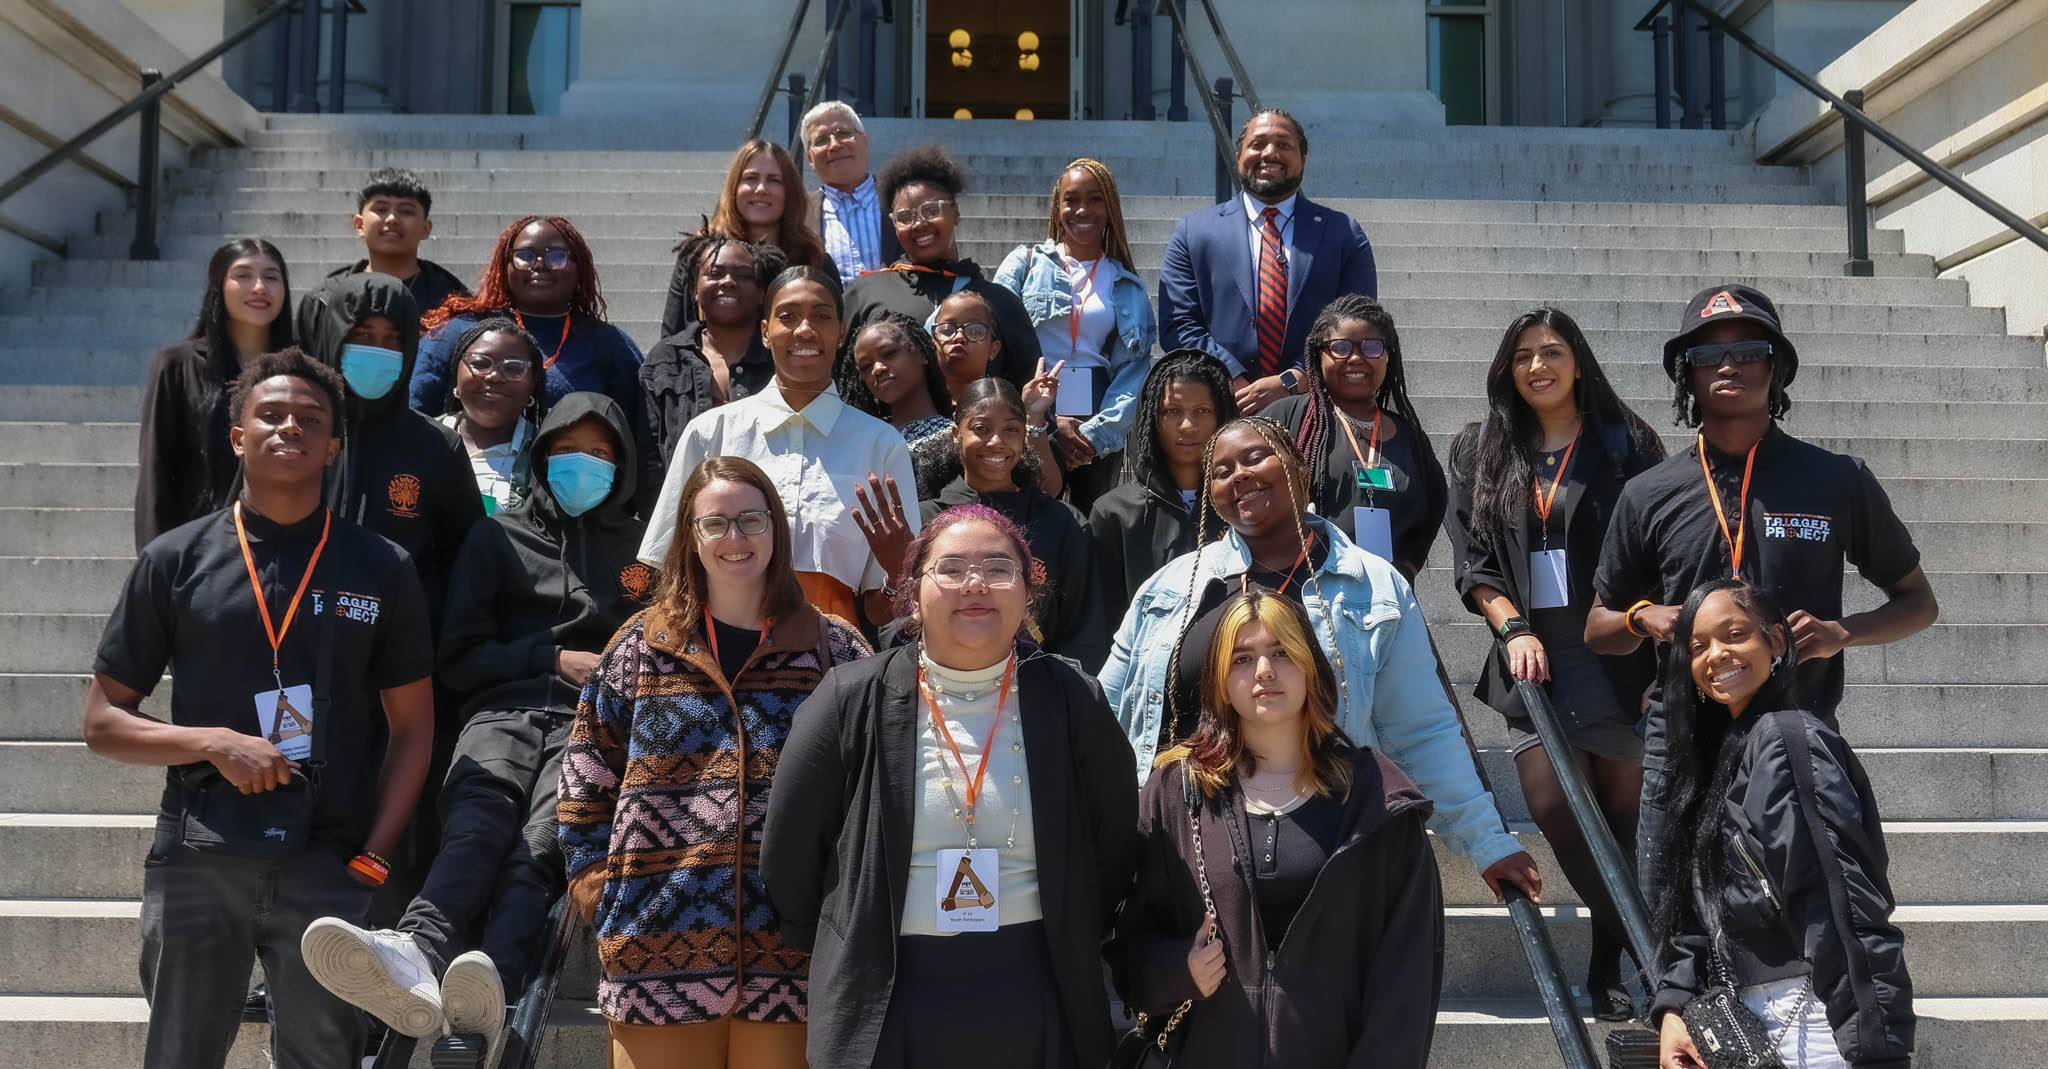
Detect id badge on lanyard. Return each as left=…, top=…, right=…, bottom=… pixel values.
left=1352, top=505, right=1394, bottom=562
left=1529, top=550, right=1570, bottom=609
left=935, top=848, right=1001, bottom=931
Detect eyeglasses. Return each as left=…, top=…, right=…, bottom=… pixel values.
left=925, top=556, right=1022, bottom=589
left=692, top=510, right=773, bottom=540
left=509, top=247, right=572, bottom=270
left=890, top=199, right=953, bottom=227
left=933, top=321, right=994, bottom=342
left=1324, top=338, right=1387, bottom=360
left=1682, top=340, right=1774, bottom=368
left=460, top=354, right=533, bottom=379
left=808, top=126, right=863, bottom=149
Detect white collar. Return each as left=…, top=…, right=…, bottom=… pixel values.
left=1242, top=191, right=1299, bottom=226
left=751, top=381, right=845, bottom=435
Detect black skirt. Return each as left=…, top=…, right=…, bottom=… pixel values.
left=872, top=920, right=1076, bottom=1069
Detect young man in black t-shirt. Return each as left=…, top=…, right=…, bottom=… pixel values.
left=1585, top=284, right=1939, bottom=890
left=84, top=349, right=436, bottom=1069
left=323, top=168, right=471, bottom=327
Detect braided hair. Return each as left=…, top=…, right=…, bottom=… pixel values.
left=1292, top=294, right=1434, bottom=494
left=1123, top=349, right=1238, bottom=487
left=836, top=310, right=953, bottom=424
left=1047, top=158, right=1137, bottom=273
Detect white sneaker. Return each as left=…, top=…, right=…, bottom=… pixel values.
left=300, top=918, right=445, bottom=1038
left=439, top=950, right=506, bottom=1067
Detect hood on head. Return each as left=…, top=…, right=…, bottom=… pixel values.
left=294, top=272, right=422, bottom=417
left=524, top=391, right=638, bottom=521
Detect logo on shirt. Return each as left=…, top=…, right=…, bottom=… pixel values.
left=331, top=590, right=383, bottom=625
left=1761, top=511, right=1833, bottom=544
left=619, top=563, right=654, bottom=602
left=1701, top=289, right=1745, bottom=318
left=387, top=473, right=423, bottom=518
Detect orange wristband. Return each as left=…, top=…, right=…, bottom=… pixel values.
left=347, top=855, right=390, bottom=886
left=1622, top=600, right=1655, bottom=639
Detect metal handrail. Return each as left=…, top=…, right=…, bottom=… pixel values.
left=747, top=0, right=813, bottom=143
left=1635, top=0, right=2048, bottom=275
left=1503, top=882, right=1602, bottom=1069
left=1154, top=0, right=1244, bottom=203
left=498, top=895, right=582, bottom=1069
left=1190, top=0, right=1261, bottom=114
left=748, top=0, right=875, bottom=149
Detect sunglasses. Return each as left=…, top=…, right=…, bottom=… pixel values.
left=509, top=247, right=572, bottom=270
left=1682, top=340, right=1774, bottom=368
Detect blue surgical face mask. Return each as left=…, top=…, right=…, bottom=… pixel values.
left=338, top=343, right=404, bottom=400
left=547, top=452, right=616, bottom=516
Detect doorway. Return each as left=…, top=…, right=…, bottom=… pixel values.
left=917, top=0, right=1074, bottom=119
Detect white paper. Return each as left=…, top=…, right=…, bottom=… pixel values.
left=934, top=848, right=1000, bottom=932
left=253, top=684, right=316, bottom=761
left=1352, top=506, right=1394, bottom=563
left=1055, top=364, right=1097, bottom=418
left=1530, top=549, right=1571, bottom=610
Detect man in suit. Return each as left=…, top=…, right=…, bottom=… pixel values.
left=1156, top=109, right=1377, bottom=415
left=801, top=100, right=902, bottom=283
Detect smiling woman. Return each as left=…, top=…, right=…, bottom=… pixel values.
left=436, top=316, right=547, bottom=514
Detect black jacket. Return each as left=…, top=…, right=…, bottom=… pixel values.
left=1109, top=747, right=1443, bottom=1069
left=134, top=337, right=242, bottom=549
left=1652, top=709, right=1913, bottom=1067
left=1263, top=397, right=1446, bottom=578
left=297, top=272, right=485, bottom=620
left=1444, top=417, right=1660, bottom=723
left=1085, top=466, right=1200, bottom=652
left=438, top=393, right=650, bottom=720
left=840, top=258, right=1041, bottom=388
left=637, top=321, right=774, bottom=501
left=922, top=476, right=1109, bottom=669
left=323, top=258, right=471, bottom=326
left=761, top=645, right=1138, bottom=1069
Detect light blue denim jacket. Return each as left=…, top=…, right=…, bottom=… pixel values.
left=992, top=240, right=1157, bottom=454
left=1098, top=514, right=1522, bottom=872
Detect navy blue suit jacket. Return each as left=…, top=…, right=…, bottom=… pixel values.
left=1156, top=194, right=1377, bottom=379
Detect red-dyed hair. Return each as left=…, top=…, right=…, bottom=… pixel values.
left=422, top=215, right=608, bottom=329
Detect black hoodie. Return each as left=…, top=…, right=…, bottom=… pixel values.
left=438, top=393, right=650, bottom=719
left=323, top=258, right=471, bottom=327
left=1086, top=463, right=1201, bottom=647
left=296, top=272, right=484, bottom=620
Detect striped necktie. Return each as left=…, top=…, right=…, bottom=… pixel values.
left=1255, top=206, right=1287, bottom=378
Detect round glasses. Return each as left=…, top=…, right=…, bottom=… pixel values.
left=1324, top=338, right=1387, bottom=360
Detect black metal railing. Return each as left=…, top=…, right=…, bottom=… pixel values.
left=747, top=0, right=893, bottom=149
left=1151, top=0, right=1260, bottom=203
left=368, top=895, right=583, bottom=1069
left=1637, top=0, right=2048, bottom=277
left=0, top=0, right=344, bottom=260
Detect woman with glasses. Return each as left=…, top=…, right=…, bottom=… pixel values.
left=763, top=504, right=1138, bottom=1069
left=841, top=146, right=1041, bottom=388
left=1262, top=295, right=1445, bottom=581
left=661, top=140, right=828, bottom=338
left=994, top=158, right=1159, bottom=512
left=917, top=378, right=1106, bottom=667
left=409, top=216, right=647, bottom=466
left=559, top=455, right=869, bottom=1069
left=436, top=316, right=548, bottom=513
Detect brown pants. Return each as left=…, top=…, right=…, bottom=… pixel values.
left=797, top=570, right=860, bottom=625
left=607, top=1017, right=807, bottom=1069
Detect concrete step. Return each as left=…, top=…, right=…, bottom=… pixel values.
left=0, top=388, right=141, bottom=423
left=0, top=424, right=136, bottom=463
left=0, top=510, right=133, bottom=556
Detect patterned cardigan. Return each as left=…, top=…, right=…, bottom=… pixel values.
left=558, top=603, right=871, bottom=1026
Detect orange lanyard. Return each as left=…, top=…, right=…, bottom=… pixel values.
left=511, top=309, right=572, bottom=369
left=1532, top=433, right=1581, bottom=535
left=702, top=609, right=770, bottom=675
left=859, top=263, right=961, bottom=279
left=233, top=501, right=331, bottom=689
left=1240, top=532, right=1312, bottom=597
left=1335, top=407, right=1382, bottom=472
left=1066, top=256, right=1103, bottom=357
left=919, top=653, right=1018, bottom=828
left=1696, top=434, right=1759, bottom=575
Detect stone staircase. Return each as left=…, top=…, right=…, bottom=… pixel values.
left=2, top=113, right=2043, bottom=1066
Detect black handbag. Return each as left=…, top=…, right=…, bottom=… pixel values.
left=1678, top=894, right=1808, bottom=1068
left=177, top=607, right=332, bottom=858
left=1109, top=767, right=1218, bottom=1069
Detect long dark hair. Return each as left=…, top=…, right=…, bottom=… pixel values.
left=1463, top=308, right=1664, bottom=548
left=837, top=310, right=953, bottom=424
left=1292, top=295, right=1434, bottom=493
left=189, top=238, right=294, bottom=363
left=1124, top=349, right=1238, bottom=489
left=1650, top=578, right=1800, bottom=973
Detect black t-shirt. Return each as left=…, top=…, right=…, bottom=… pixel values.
left=1161, top=533, right=1333, bottom=747
left=95, top=504, right=435, bottom=846
left=1592, top=425, right=1920, bottom=719
left=1243, top=790, right=1343, bottom=948
left=710, top=618, right=763, bottom=684
left=1264, top=396, right=1446, bottom=574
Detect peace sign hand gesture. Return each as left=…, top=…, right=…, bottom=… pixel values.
left=1022, top=358, right=1066, bottom=425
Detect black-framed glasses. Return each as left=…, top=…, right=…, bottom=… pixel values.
left=460, top=354, right=533, bottom=379
left=692, top=510, right=772, bottom=540
left=1324, top=338, right=1387, bottom=360
left=889, top=199, right=953, bottom=227
left=1683, top=340, right=1774, bottom=368
left=509, top=247, right=572, bottom=270
left=925, top=556, right=1022, bottom=589
left=933, top=321, right=994, bottom=342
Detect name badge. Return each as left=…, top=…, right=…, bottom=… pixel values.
left=253, top=684, right=316, bottom=761
left=1529, top=549, right=1571, bottom=610
left=1055, top=364, right=1097, bottom=418
left=1353, top=462, right=1394, bottom=491
left=935, top=848, right=1000, bottom=932
left=1352, top=506, right=1394, bottom=562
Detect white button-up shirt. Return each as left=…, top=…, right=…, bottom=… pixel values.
left=637, top=383, right=921, bottom=593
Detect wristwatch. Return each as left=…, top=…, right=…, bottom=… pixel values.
left=1277, top=368, right=1303, bottom=394
left=1498, top=615, right=1531, bottom=639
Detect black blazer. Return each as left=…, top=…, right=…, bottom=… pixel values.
left=1445, top=417, right=1660, bottom=722
left=761, top=644, right=1139, bottom=1069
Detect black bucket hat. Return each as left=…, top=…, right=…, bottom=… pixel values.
left=1661, top=284, right=1799, bottom=386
